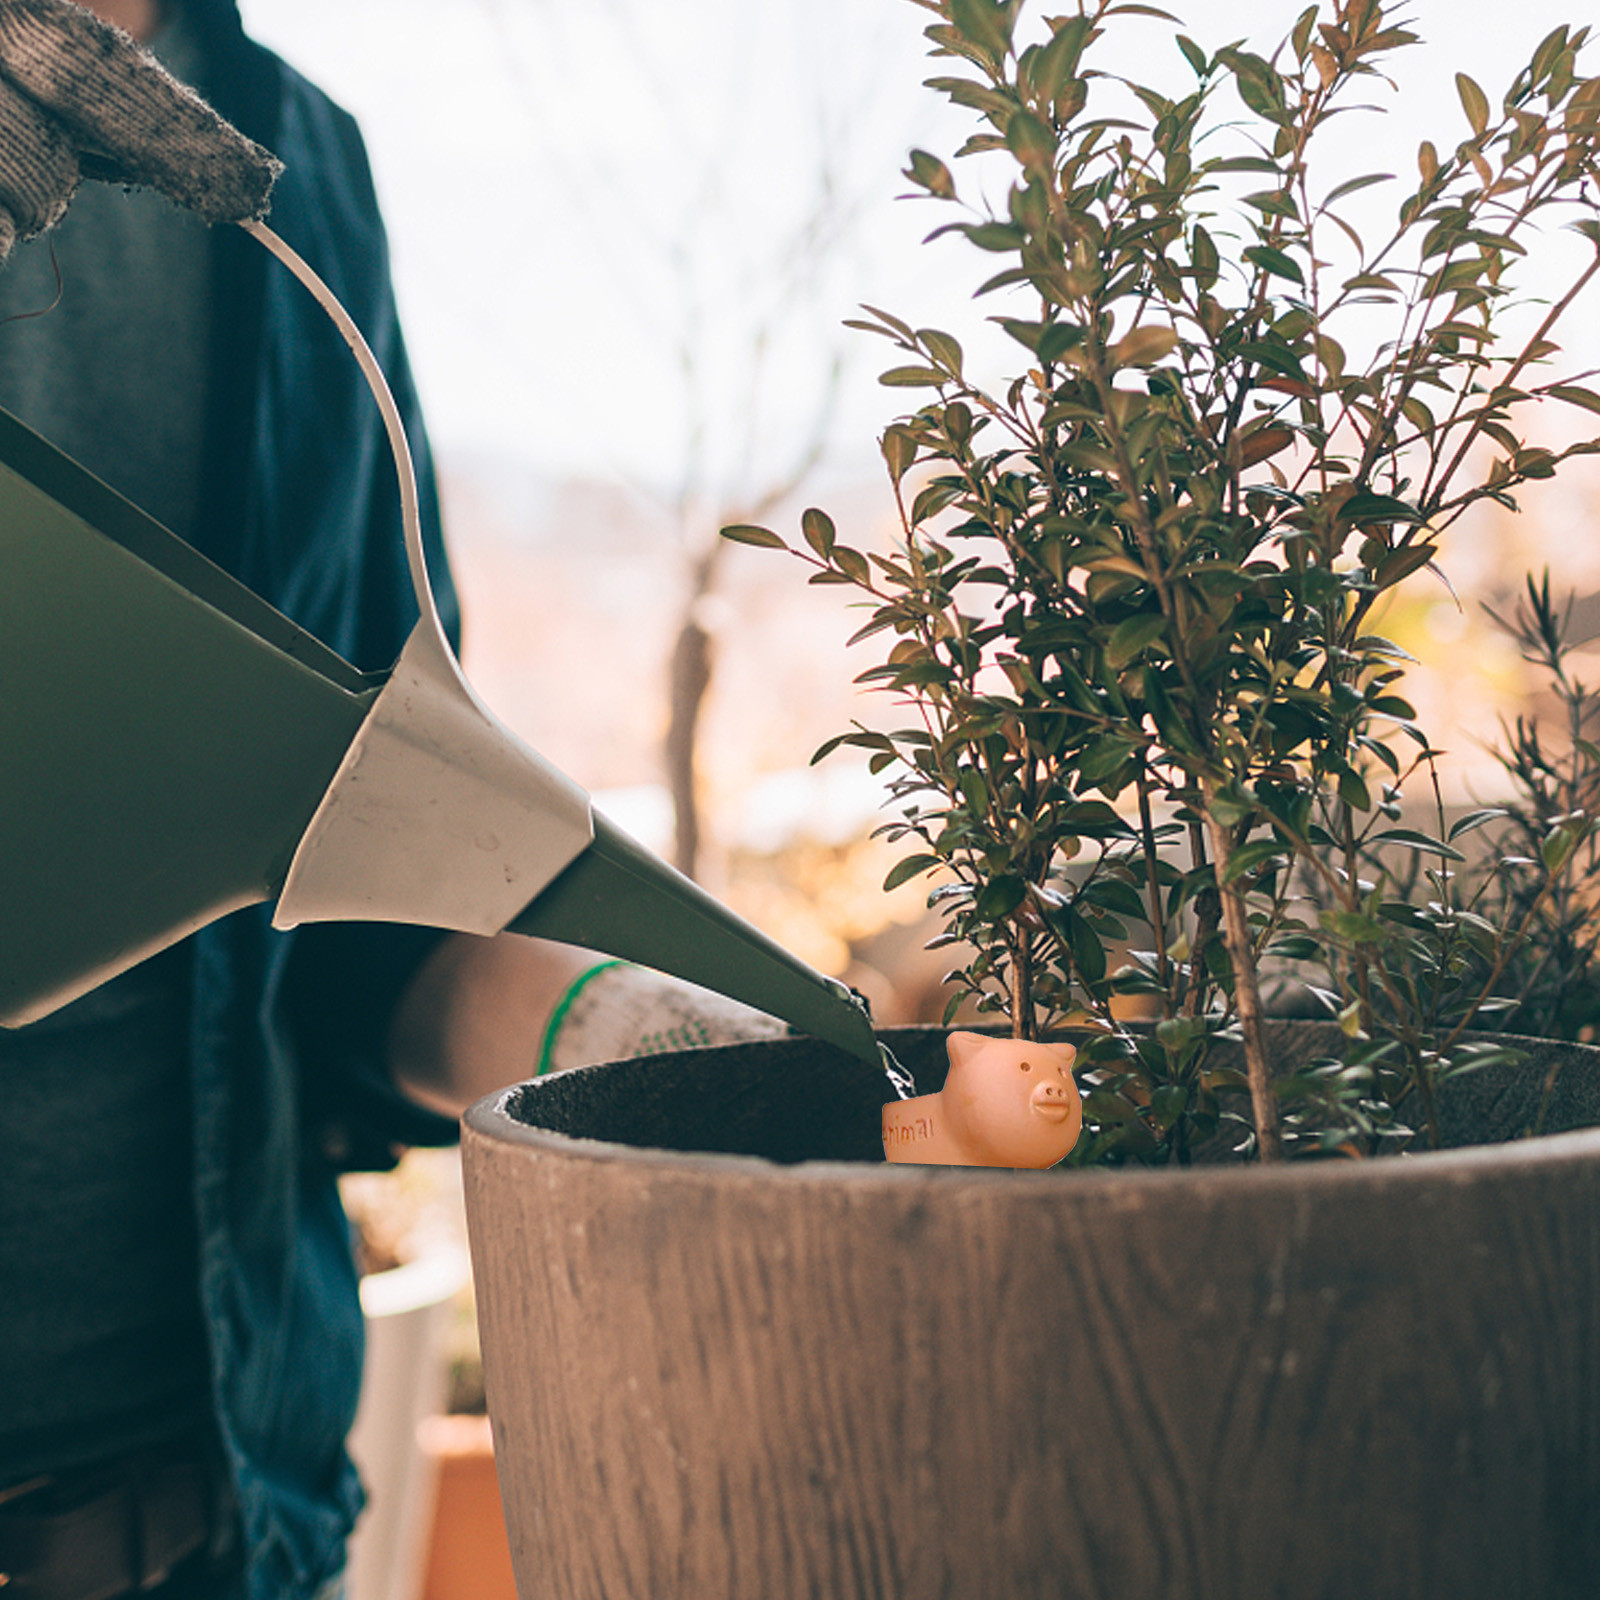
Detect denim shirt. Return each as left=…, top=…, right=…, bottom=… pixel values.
left=145, top=8, right=461, bottom=1595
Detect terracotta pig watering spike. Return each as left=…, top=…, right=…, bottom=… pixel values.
left=882, top=1031, right=1081, bottom=1168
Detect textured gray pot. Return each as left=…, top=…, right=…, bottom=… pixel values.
left=461, top=1024, right=1600, bottom=1600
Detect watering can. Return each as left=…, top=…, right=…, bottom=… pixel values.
left=0, top=220, right=878, bottom=1066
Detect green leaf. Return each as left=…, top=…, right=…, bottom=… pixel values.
left=1338, top=768, right=1372, bottom=811
left=1077, top=734, right=1140, bottom=785
left=1243, top=244, right=1304, bottom=284
left=1205, top=155, right=1280, bottom=174
left=884, top=853, right=942, bottom=892
left=1106, top=612, right=1168, bottom=669
left=1373, top=543, right=1439, bottom=588
left=1343, top=272, right=1402, bottom=294
left=1541, top=822, right=1585, bottom=875
left=881, top=426, right=918, bottom=484
left=1547, top=384, right=1600, bottom=418
left=1005, top=109, right=1055, bottom=172
left=905, top=148, right=956, bottom=199
left=1341, top=492, right=1427, bottom=525
left=1367, top=695, right=1417, bottom=719
left=721, top=523, right=787, bottom=549
left=1035, top=14, right=1094, bottom=94
left=1234, top=340, right=1309, bottom=383
left=963, top=221, right=1027, bottom=251
left=1456, top=71, right=1490, bottom=137
left=974, top=875, right=1027, bottom=920
left=880, top=366, right=947, bottom=388
left=801, top=508, right=836, bottom=559
left=1059, top=800, right=1130, bottom=836
left=1155, top=1015, right=1204, bottom=1051
left=1220, top=838, right=1288, bottom=885
left=1111, top=326, right=1179, bottom=368
left=1372, top=828, right=1465, bottom=861
left=1321, top=908, right=1386, bottom=944
left=1069, top=909, right=1108, bottom=983
left=833, top=547, right=871, bottom=585
left=1083, top=1087, right=1141, bottom=1125
left=1243, top=187, right=1300, bottom=219
left=1142, top=666, right=1202, bottom=758
left=1447, top=807, right=1508, bottom=842
left=912, top=480, right=965, bottom=523
left=1322, top=172, right=1395, bottom=205
left=1207, top=784, right=1256, bottom=827
left=921, top=328, right=965, bottom=375
left=1083, top=878, right=1150, bottom=920
left=1176, top=33, right=1207, bottom=75
left=1223, top=48, right=1289, bottom=124
left=1150, top=1083, right=1188, bottom=1130
left=949, top=0, right=1013, bottom=62
left=858, top=303, right=915, bottom=342
left=1038, top=322, right=1087, bottom=363
left=998, top=317, right=1043, bottom=353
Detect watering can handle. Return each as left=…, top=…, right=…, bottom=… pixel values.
left=239, top=220, right=441, bottom=636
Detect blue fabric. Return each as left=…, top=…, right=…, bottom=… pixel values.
left=0, top=949, right=212, bottom=1481
left=128, top=8, right=464, bottom=1597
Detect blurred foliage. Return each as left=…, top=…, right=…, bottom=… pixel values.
left=726, top=0, right=1600, bottom=1162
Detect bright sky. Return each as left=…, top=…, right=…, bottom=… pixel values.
left=237, top=0, right=1600, bottom=498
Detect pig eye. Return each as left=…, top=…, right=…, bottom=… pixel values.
left=1019, top=1061, right=1031, bottom=1072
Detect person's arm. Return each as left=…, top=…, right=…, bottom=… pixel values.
left=388, top=932, right=787, bottom=1117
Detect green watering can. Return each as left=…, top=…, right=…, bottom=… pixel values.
left=0, top=220, right=877, bottom=1065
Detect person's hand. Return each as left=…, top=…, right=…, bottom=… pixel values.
left=0, top=0, right=279, bottom=262
left=538, top=961, right=789, bottom=1076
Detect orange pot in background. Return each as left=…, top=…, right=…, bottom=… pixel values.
left=418, top=1414, right=517, bottom=1600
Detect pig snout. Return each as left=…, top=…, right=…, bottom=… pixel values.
left=1030, top=1077, right=1076, bottom=1122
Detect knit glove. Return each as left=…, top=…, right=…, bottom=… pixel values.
left=537, top=961, right=790, bottom=1076
left=0, top=0, right=280, bottom=262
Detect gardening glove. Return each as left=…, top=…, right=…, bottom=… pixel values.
left=0, top=0, right=280, bottom=263
left=537, top=960, right=789, bottom=1076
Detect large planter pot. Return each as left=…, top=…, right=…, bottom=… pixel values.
left=461, top=1024, right=1600, bottom=1600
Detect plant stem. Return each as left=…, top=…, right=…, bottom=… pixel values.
left=1011, top=928, right=1036, bottom=1041
left=1136, top=768, right=1174, bottom=1014
left=1203, top=790, right=1283, bottom=1161
left=1182, top=818, right=1219, bottom=1019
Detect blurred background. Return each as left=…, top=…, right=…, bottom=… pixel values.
left=228, top=3, right=1600, bottom=1590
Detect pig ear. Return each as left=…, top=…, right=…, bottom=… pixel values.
left=946, top=1031, right=985, bottom=1072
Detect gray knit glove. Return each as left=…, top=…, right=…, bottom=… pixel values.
left=0, top=0, right=280, bottom=261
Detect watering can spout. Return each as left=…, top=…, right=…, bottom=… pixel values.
left=507, top=812, right=880, bottom=1064
left=265, top=612, right=878, bottom=1065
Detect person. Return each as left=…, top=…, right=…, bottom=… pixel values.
left=0, top=4, right=779, bottom=1597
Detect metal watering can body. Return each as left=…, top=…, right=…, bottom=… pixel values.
left=0, top=224, right=876, bottom=1064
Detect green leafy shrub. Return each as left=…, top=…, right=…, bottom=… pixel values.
left=725, top=0, right=1600, bottom=1162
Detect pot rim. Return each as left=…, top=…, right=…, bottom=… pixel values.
left=463, top=1065, right=1600, bottom=1202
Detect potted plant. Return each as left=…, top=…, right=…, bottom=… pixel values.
left=460, top=3, right=1600, bottom=1595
